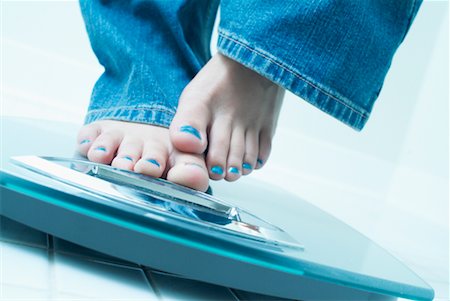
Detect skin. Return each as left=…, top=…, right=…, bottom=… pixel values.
left=169, top=53, right=284, bottom=181
left=77, top=120, right=210, bottom=191
left=77, top=53, right=284, bottom=191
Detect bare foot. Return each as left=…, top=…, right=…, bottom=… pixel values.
left=170, top=53, right=284, bottom=181
left=76, top=120, right=209, bottom=192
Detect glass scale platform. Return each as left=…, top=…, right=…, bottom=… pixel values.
left=0, top=117, right=434, bottom=300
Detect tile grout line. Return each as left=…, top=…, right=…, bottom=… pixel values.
left=228, top=288, right=243, bottom=301
left=0, top=237, right=48, bottom=250
left=46, top=234, right=55, bottom=262
left=141, top=266, right=163, bottom=300
left=46, top=234, right=57, bottom=300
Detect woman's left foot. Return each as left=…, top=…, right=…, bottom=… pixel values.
left=77, top=120, right=210, bottom=192
left=170, top=53, right=284, bottom=181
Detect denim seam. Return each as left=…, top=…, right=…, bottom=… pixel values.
left=88, top=106, right=176, bottom=114
left=218, top=31, right=369, bottom=120
left=399, top=0, right=418, bottom=44
left=85, top=105, right=176, bottom=128
left=204, top=1, right=217, bottom=52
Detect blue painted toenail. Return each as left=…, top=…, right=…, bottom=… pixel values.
left=146, top=159, right=160, bottom=167
left=211, top=166, right=223, bottom=175
left=122, top=156, right=133, bottom=161
left=228, top=167, right=240, bottom=174
left=180, top=125, right=201, bottom=140
left=242, top=162, right=252, bottom=170
left=80, top=139, right=90, bottom=145
left=95, top=147, right=107, bottom=152
left=257, top=158, right=264, bottom=165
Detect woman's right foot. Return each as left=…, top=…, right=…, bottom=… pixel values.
left=76, top=119, right=210, bottom=192
left=169, top=53, right=284, bottom=182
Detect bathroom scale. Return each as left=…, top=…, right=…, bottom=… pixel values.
left=0, top=117, right=435, bottom=301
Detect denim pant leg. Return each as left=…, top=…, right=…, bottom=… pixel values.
left=217, top=0, right=423, bottom=130
left=80, top=0, right=219, bottom=128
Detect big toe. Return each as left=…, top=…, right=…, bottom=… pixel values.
left=166, top=150, right=209, bottom=192
left=169, top=94, right=210, bottom=154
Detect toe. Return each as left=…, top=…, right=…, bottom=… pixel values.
left=256, top=130, right=272, bottom=169
left=134, top=141, right=168, bottom=178
left=166, top=150, right=209, bottom=192
left=87, top=131, right=123, bottom=165
left=225, top=129, right=245, bottom=182
left=77, top=123, right=101, bottom=156
left=169, top=93, right=210, bottom=154
left=242, top=130, right=259, bottom=176
left=206, top=119, right=231, bottom=181
left=111, top=137, right=143, bottom=171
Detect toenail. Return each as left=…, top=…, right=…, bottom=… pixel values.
left=146, top=159, right=160, bottom=167
left=228, top=167, right=240, bottom=174
left=122, top=156, right=133, bottom=162
left=242, top=162, right=252, bottom=170
left=80, top=139, right=90, bottom=145
left=211, top=165, right=224, bottom=175
left=180, top=125, right=201, bottom=140
left=257, top=158, right=264, bottom=166
left=95, top=147, right=107, bottom=152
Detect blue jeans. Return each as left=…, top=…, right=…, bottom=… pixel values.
left=80, top=0, right=422, bottom=131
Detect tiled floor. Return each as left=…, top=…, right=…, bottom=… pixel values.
left=3, top=216, right=287, bottom=300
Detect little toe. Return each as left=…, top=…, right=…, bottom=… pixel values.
left=256, top=131, right=272, bottom=170
left=242, top=130, right=259, bottom=176
left=169, top=94, right=210, bottom=154
left=111, top=137, right=143, bottom=171
left=87, top=131, right=123, bottom=165
left=134, top=142, right=168, bottom=178
left=225, top=130, right=245, bottom=182
left=77, top=123, right=101, bottom=156
left=206, top=120, right=231, bottom=181
left=166, top=150, right=209, bottom=192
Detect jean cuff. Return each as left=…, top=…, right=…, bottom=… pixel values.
left=84, top=104, right=176, bottom=128
left=217, top=30, right=370, bottom=131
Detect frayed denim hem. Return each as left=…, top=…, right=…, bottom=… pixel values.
left=84, top=104, right=176, bottom=128
left=217, top=30, right=370, bottom=131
